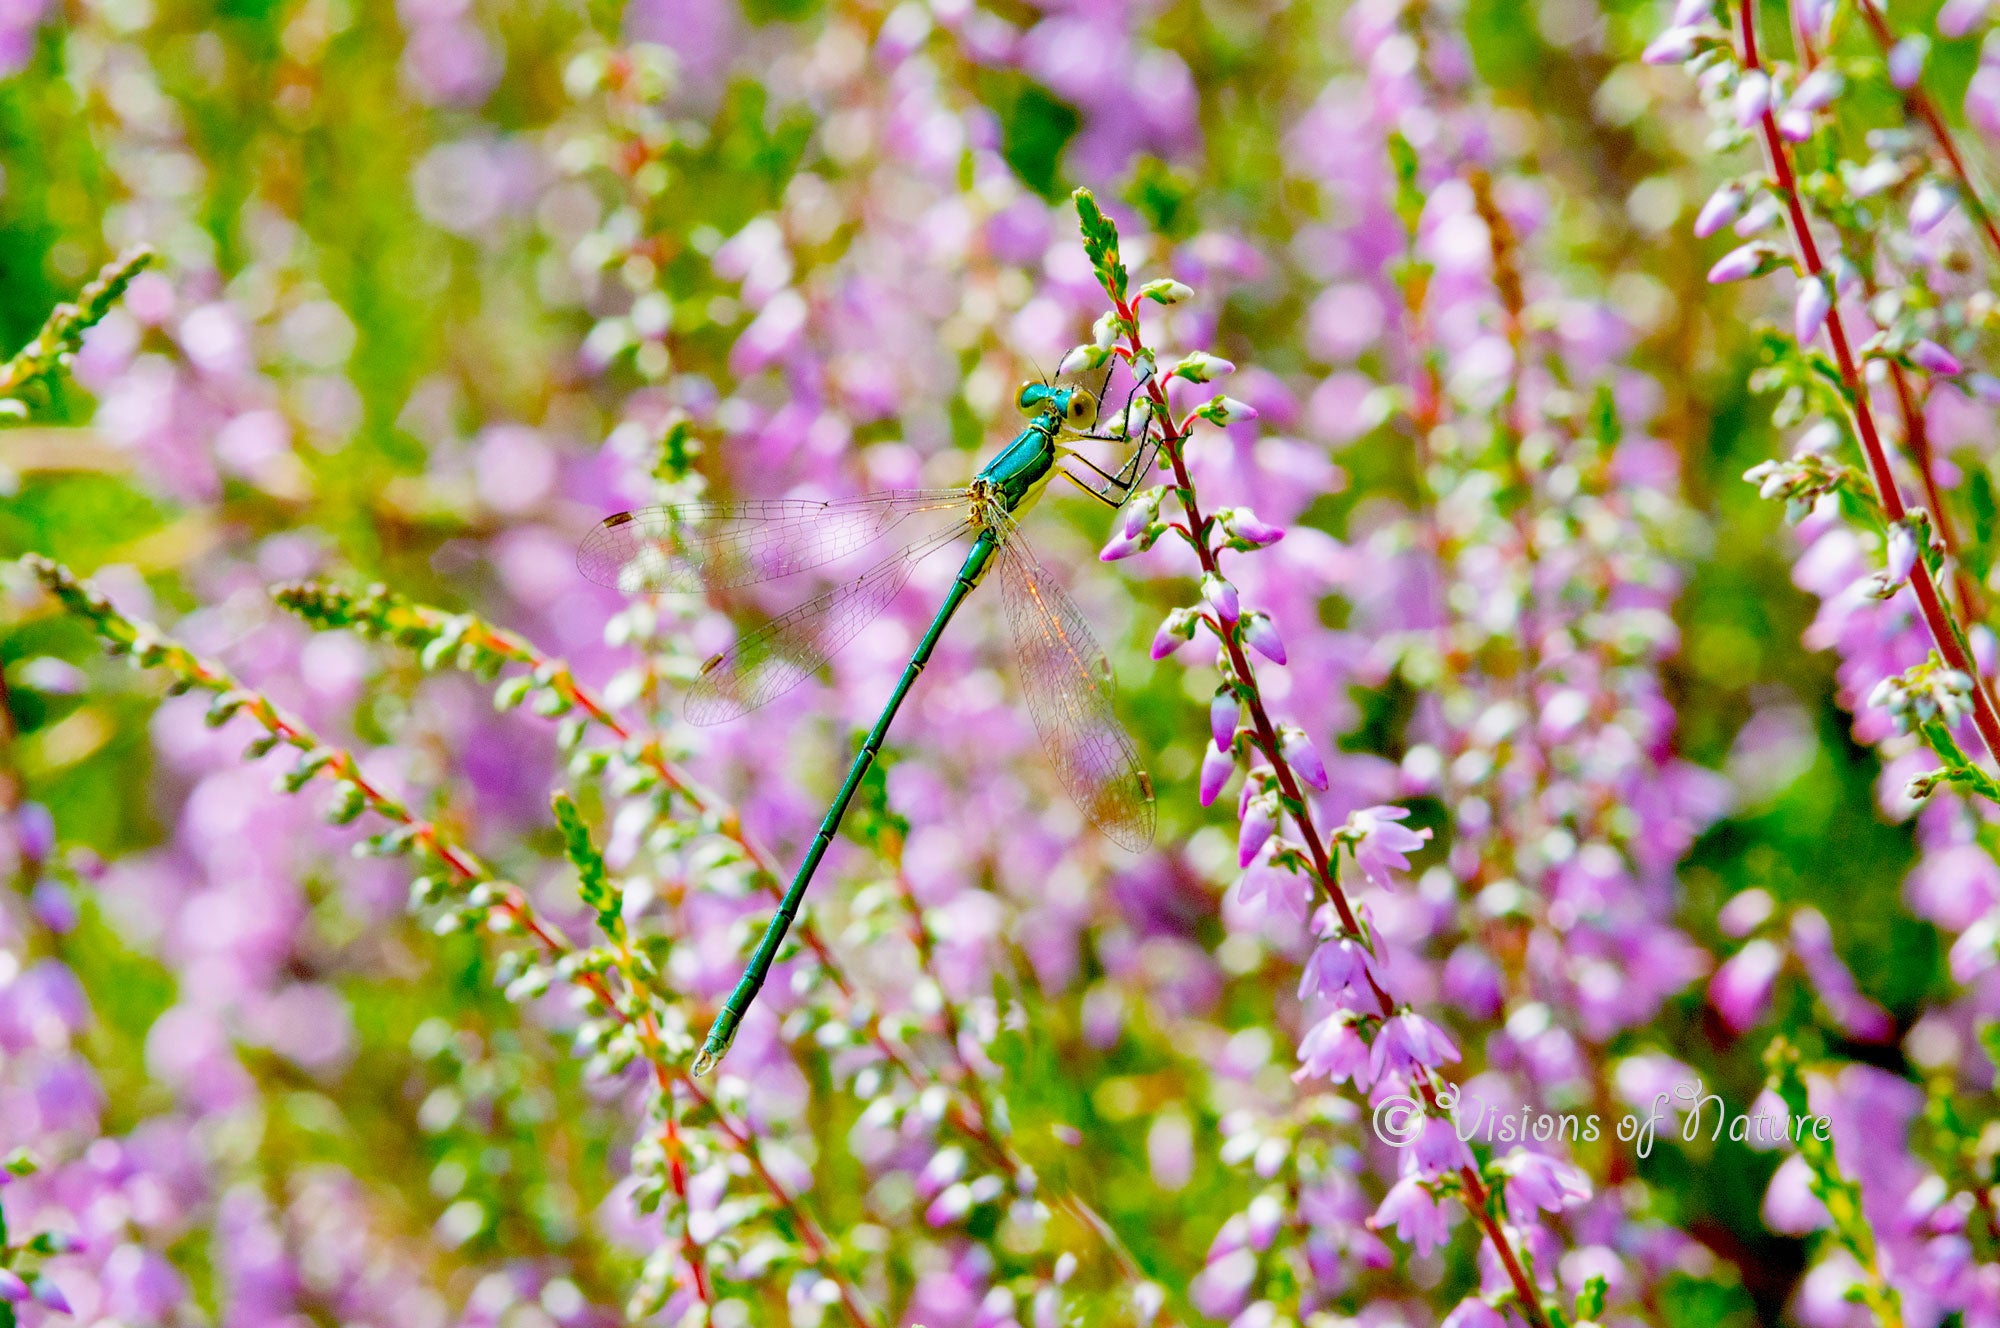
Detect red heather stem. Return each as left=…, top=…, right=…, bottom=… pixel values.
left=1856, top=1, right=2000, bottom=264
left=1736, top=0, right=2000, bottom=771
left=1885, top=362, right=1983, bottom=620
left=516, top=626, right=1146, bottom=1304
left=1112, top=302, right=1555, bottom=1328
left=1837, top=2, right=1990, bottom=621
left=89, top=612, right=873, bottom=1325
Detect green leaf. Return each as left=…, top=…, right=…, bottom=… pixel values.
left=553, top=791, right=624, bottom=942
left=1072, top=187, right=1127, bottom=302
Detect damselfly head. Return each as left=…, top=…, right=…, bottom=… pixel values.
left=1017, top=380, right=1098, bottom=430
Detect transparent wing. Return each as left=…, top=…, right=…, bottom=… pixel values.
left=579, top=490, right=971, bottom=594
left=1056, top=355, right=1116, bottom=415
left=996, top=522, right=1155, bottom=852
left=686, top=519, right=973, bottom=726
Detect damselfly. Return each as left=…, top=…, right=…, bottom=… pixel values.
left=581, top=369, right=1160, bottom=1073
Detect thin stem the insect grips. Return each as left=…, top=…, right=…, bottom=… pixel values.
left=1106, top=304, right=1556, bottom=1328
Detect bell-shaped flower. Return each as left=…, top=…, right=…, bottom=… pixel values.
left=1210, top=687, right=1241, bottom=751
left=1242, top=613, right=1287, bottom=664
left=1202, top=574, right=1241, bottom=625
left=1694, top=183, right=1744, bottom=238
left=1199, top=744, right=1235, bottom=807
left=1238, top=796, right=1276, bottom=866
left=1280, top=726, right=1330, bottom=791
left=1794, top=278, right=1830, bottom=346
left=1709, top=938, right=1784, bottom=1033
left=1369, top=1174, right=1451, bottom=1256
left=1346, top=805, right=1432, bottom=888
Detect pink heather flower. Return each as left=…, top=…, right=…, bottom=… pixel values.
left=1242, top=613, right=1287, bottom=664
left=916, top=1146, right=966, bottom=1199
left=1796, top=0, right=1833, bottom=38
left=1973, top=64, right=2000, bottom=136
left=1886, top=521, right=1920, bottom=588
left=1226, top=509, right=1284, bottom=547
left=1911, top=339, right=1962, bottom=375
left=1120, top=499, right=1154, bottom=541
left=1210, top=688, right=1240, bottom=750
left=1370, top=1011, right=1460, bottom=1084
left=1791, top=66, right=1843, bottom=112
left=1694, top=183, right=1744, bottom=238
left=15, top=801, right=54, bottom=862
left=1370, top=1174, right=1450, bottom=1257
left=1294, top=1012, right=1371, bottom=1086
left=1889, top=36, right=1928, bottom=90
left=1789, top=909, right=1895, bottom=1043
left=1707, top=241, right=1769, bottom=284
left=1733, top=70, right=1771, bottom=126
left=1236, top=864, right=1313, bottom=926
left=1911, top=181, right=1955, bottom=234
left=1441, top=1299, right=1508, bottom=1328
left=1347, top=805, right=1431, bottom=888
left=1950, top=914, right=2000, bottom=983
left=0, top=1271, right=27, bottom=1303
left=1794, top=278, right=1831, bottom=345
left=1238, top=797, right=1275, bottom=866
left=1763, top=1154, right=1832, bottom=1234
left=1499, top=1149, right=1592, bottom=1218
left=1642, top=26, right=1700, bottom=65
left=1188, top=1247, right=1255, bottom=1321
left=1281, top=727, right=1329, bottom=790
left=1300, top=934, right=1375, bottom=1002
left=1717, top=887, right=1775, bottom=938
left=1202, top=574, right=1240, bottom=625
left=925, top=1184, right=973, bottom=1227
left=1413, top=1113, right=1473, bottom=1178
left=33, top=1279, right=72, bottom=1315
left=1208, top=395, right=1256, bottom=424
left=1777, top=107, right=1814, bottom=142
left=1151, top=610, right=1193, bottom=660
left=1098, top=529, right=1142, bottom=561
left=1709, top=938, right=1784, bottom=1032
left=1672, top=0, right=1710, bottom=23
left=1939, top=0, right=1994, bottom=38
left=1199, top=744, right=1234, bottom=806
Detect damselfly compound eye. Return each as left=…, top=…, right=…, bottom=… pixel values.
left=1017, top=381, right=1042, bottom=413
left=1065, top=389, right=1098, bottom=429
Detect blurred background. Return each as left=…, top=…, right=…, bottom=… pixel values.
left=2, top=0, right=1997, bottom=1325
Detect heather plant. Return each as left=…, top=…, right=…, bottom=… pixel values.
left=8, top=2, right=2000, bottom=1327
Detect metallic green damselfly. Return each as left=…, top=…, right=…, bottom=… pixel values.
left=581, top=375, right=1159, bottom=1073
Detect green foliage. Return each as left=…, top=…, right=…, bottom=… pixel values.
left=553, top=791, right=623, bottom=943
left=0, top=247, right=152, bottom=415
